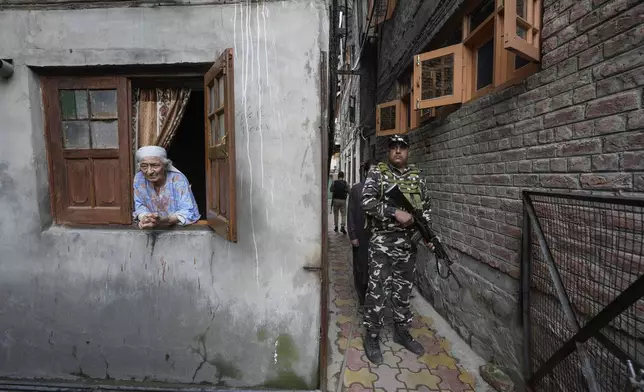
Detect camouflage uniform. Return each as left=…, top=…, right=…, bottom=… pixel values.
left=360, top=161, right=431, bottom=334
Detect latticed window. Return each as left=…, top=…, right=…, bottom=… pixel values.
left=411, top=0, right=541, bottom=110
left=368, top=0, right=396, bottom=25
left=376, top=100, right=404, bottom=136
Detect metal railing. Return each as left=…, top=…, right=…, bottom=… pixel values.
left=521, top=191, right=644, bottom=391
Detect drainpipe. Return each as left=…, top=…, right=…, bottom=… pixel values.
left=0, top=59, right=14, bottom=78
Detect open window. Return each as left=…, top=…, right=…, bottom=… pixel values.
left=43, top=76, right=133, bottom=225
left=504, top=0, right=542, bottom=63
left=412, top=0, right=541, bottom=110
left=413, top=44, right=465, bottom=110
left=368, top=0, right=397, bottom=25
left=204, top=48, right=237, bottom=242
left=376, top=100, right=405, bottom=136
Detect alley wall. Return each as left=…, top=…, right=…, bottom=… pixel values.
left=373, top=0, right=644, bottom=379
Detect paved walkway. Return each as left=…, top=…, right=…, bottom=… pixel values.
left=326, top=220, right=489, bottom=392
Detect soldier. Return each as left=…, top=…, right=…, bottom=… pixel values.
left=360, top=134, right=433, bottom=364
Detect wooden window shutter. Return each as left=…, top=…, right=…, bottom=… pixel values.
left=504, top=0, right=542, bottom=63
left=413, top=44, right=465, bottom=110
left=376, top=100, right=405, bottom=136
left=204, top=48, right=237, bottom=242
left=43, top=76, right=133, bottom=225
left=369, top=0, right=396, bottom=25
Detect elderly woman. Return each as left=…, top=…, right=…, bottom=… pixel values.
left=133, top=146, right=200, bottom=229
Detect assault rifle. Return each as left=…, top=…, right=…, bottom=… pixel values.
left=384, top=184, right=462, bottom=288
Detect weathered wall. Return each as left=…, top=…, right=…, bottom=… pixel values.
left=372, top=0, right=644, bottom=379
left=0, top=0, right=328, bottom=387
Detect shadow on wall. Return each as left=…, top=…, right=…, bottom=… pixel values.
left=414, top=246, right=524, bottom=382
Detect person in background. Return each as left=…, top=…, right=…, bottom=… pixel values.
left=347, top=160, right=374, bottom=306
left=330, top=171, right=349, bottom=234
left=133, top=146, right=200, bottom=229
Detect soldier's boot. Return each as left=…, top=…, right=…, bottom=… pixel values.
left=340, top=225, right=346, bottom=234
left=394, top=325, right=425, bottom=356
left=363, top=332, right=383, bottom=364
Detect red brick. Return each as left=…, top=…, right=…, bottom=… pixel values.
left=585, top=91, right=641, bottom=119
left=541, top=174, right=581, bottom=188
left=581, top=173, right=633, bottom=189
left=498, top=224, right=521, bottom=238
left=490, top=244, right=516, bottom=264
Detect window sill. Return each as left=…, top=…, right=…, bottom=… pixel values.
left=44, top=221, right=214, bottom=233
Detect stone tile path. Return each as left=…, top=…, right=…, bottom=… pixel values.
left=326, top=225, right=479, bottom=392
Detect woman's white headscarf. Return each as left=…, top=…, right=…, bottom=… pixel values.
left=135, top=146, right=182, bottom=174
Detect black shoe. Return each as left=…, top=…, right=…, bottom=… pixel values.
left=394, top=327, right=425, bottom=355
left=363, top=333, right=383, bottom=364
left=340, top=226, right=346, bottom=234
left=334, top=226, right=338, bottom=232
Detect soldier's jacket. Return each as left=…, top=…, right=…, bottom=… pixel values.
left=360, top=162, right=432, bottom=236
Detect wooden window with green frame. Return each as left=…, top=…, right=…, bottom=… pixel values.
left=412, top=0, right=541, bottom=110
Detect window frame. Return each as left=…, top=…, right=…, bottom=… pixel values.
left=504, top=0, right=542, bottom=63
left=413, top=43, right=465, bottom=110
left=376, top=99, right=405, bottom=136
left=412, top=0, right=541, bottom=110
left=42, top=76, right=133, bottom=225
left=368, top=0, right=397, bottom=25
left=204, top=48, right=237, bottom=242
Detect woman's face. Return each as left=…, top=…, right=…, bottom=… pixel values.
left=139, top=157, right=166, bottom=184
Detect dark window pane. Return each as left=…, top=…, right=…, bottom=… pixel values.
left=517, top=0, right=526, bottom=19
left=380, top=106, right=396, bottom=131
left=375, top=0, right=388, bottom=18
left=476, top=39, right=494, bottom=91
left=469, top=0, right=495, bottom=32
left=89, top=90, right=117, bottom=119
left=62, top=121, right=90, bottom=149
left=90, top=121, right=118, bottom=149
left=515, top=54, right=531, bottom=70
left=517, top=24, right=528, bottom=40
left=59, top=90, right=88, bottom=120
left=421, top=54, right=454, bottom=100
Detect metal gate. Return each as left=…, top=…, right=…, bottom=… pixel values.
left=521, top=191, right=644, bottom=391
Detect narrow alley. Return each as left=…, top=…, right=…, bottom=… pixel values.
left=325, top=216, right=494, bottom=392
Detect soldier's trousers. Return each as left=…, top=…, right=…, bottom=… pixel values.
left=363, top=232, right=416, bottom=334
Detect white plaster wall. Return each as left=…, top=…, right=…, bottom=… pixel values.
left=0, top=0, right=328, bottom=387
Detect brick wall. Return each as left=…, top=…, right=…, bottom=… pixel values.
left=373, top=0, right=644, bottom=378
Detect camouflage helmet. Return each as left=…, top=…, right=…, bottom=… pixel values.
left=388, top=134, right=409, bottom=148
